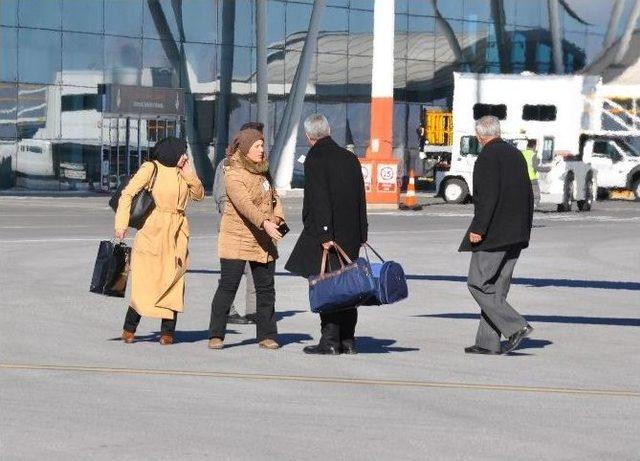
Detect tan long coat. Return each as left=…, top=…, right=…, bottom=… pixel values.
left=218, top=155, right=284, bottom=263
left=115, top=161, right=204, bottom=319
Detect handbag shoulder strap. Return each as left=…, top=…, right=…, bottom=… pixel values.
left=146, top=161, right=158, bottom=191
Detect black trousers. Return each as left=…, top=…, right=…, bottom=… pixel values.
left=123, top=306, right=177, bottom=335
left=319, top=308, right=358, bottom=349
left=209, top=259, right=278, bottom=342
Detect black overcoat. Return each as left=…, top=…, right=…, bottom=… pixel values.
left=459, top=138, right=533, bottom=252
left=285, top=137, right=368, bottom=277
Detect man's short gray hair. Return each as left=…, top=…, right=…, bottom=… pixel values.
left=475, top=116, right=501, bottom=138
left=303, top=114, right=331, bottom=140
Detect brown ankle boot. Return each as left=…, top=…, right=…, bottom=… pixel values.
left=159, top=334, right=174, bottom=345
left=121, top=330, right=135, bottom=343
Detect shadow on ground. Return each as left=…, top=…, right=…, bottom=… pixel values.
left=419, top=313, right=640, bottom=327
left=188, top=270, right=640, bottom=291
left=353, top=336, right=420, bottom=354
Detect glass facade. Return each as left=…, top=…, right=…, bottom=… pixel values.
left=0, top=0, right=629, bottom=190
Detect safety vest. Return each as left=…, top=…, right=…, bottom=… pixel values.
left=521, top=149, right=539, bottom=181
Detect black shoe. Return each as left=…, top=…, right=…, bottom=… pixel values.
left=341, top=342, right=358, bottom=355
left=244, top=314, right=257, bottom=324
left=503, top=324, right=534, bottom=354
left=465, top=345, right=501, bottom=355
left=303, top=344, right=341, bottom=355
left=227, top=313, right=252, bottom=325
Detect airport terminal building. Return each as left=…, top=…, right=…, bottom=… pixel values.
left=0, top=0, right=634, bottom=191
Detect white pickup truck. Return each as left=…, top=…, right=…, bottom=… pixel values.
left=581, top=135, right=640, bottom=199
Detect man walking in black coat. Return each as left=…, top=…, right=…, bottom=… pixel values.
left=459, top=116, right=534, bottom=355
left=285, top=114, right=368, bottom=355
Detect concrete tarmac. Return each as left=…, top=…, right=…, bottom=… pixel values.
left=1, top=195, right=639, bottom=460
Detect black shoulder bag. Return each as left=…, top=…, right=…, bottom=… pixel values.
left=109, top=161, right=158, bottom=229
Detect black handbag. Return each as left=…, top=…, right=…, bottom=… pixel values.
left=90, top=240, right=132, bottom=298
left=109, top=161, right=158, bottom=229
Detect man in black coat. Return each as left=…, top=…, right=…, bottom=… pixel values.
left=285, top=114, right=368, bottom=355
left=459, top=116, right=534, bottom=355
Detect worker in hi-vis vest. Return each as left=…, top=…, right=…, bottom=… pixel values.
left=521, top=139, right=540, bottom=208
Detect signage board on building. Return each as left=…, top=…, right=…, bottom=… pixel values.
left=98, top=84, right=185, bottom=118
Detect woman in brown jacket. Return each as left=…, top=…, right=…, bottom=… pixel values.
left=115, top=137, right=204, bottom=345
left=208, top=128, right=284, bottom=350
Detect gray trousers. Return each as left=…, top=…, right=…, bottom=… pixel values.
left=532, top=179, right=540, bottom=208
left=228, top=261, right=257, bottom=317
left=467, top=247, right=527, bottom=352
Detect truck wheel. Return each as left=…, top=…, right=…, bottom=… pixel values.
left=557, top=176, right=574, bottom=212
left=577, top=175, right=595, bottom=212
left=443, top=179, right=469, bottom=204
left=633, top=178, right=640, bottom=200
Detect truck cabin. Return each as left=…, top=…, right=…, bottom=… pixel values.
left=580, top=134, right=639, bottom=162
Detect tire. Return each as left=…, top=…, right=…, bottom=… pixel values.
left=577, top=174, right=595, bottom=212
left=557, top=175, right=574, bottom=212
left=632, top=177, right=640, bottom=201
left=442, top=178, right=469, bottom=204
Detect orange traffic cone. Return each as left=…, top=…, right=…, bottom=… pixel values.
left=399, top=170, right=423, bottom=210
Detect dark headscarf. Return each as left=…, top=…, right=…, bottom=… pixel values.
left=151, top=136, right=187, bottom=167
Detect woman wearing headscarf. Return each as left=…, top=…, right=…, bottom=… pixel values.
left=208, top=128, right=284, bottom=350
left=115, top=136, right=205, bottom=345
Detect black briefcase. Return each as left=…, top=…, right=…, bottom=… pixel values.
left=90, top=240, right=131, bottom=298
left=109, top=161, right=157, bottom=229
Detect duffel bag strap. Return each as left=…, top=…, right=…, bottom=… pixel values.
left=363, top=242, right=385, bottom=262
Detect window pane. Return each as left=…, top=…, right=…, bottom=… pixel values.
left=286, top=2, right=312, bottom=49
left=349, top=9, right=373, bottom=56
left=143, top=0, right=180, bottom=40
left=183, top=0, right=217, bottom=43
left=316, top=53, right=347, bottom=97
left=1, top=27, right=18, bottom=82
left=1, top=0, right=17, bottom=26
left=350, top=0, right=373, bottom=11
left=0, top=83, right=18, bottom=141
left=105, top=0, right=142, bottom=37
left=18, top=84, right=52, bottom=140
left=232, top=46, right=253, bottom=82
left=19, top=0, right=61, bottom=28
left=18, top=29, right=62, bottom=84
left=320, top=7, right=348, bottom=54
left=267, top=0, right=285, bottom=49
left=184, top=43, right=217, bottom=90
left=142, top=39, right=180, bottom=88
left=104, top=36, right=141, bottom=85
left=234, top=0, right=254, bottom=47
left=63, top=0, right=103, bottom=33
left=346, top=102, right=370, bottom=150
left=62, top=32, right=104, bottom=86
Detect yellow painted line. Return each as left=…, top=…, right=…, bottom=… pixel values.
left=1, top=363, right=638, bottom=398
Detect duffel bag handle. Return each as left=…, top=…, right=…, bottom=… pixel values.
left=362, top=242, right=385, bottom=262
left=319, top=243, right=353, bottom=276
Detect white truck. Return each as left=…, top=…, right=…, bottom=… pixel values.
left=438, top=72, right=600, bottom=211
left=581, top=135, right=640, bottom=199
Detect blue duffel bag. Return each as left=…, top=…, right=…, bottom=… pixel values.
left=361, top=243, right=409, bottom=305
left=308, top=243, right=377, bottom=314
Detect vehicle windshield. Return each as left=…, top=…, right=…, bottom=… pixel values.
left=612, top=139, right=640, bottom=157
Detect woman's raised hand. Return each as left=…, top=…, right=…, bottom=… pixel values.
left=263, top=219, right=283, bottom=240
left=177, top=155, right=194, bottom=177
